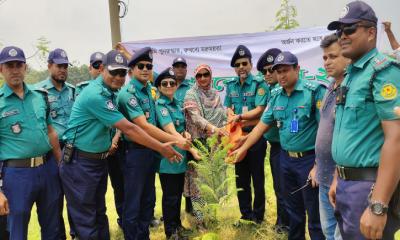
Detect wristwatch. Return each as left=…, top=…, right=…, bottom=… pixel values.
left=369, top=201, right=389, bottom=216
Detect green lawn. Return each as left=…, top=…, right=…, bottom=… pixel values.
left=28, top=154, right=288, bottom=240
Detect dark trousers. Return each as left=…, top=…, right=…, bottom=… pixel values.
left=3, top=158, right=62, bottom=240
left=280, top=150, right=324, bottom=240
left=122, top=147, right=157, bottom=240
left=60, top=152, right=109, bottom=240
left=268, top=141, right=289, bottom=228
left=159, top=173, right=185, bottom=238
left=235, top=138, right=266, bottom=221
left=335, top=179, right=400, bottom=239
left=107, top=147, right=125, bottom=226
left=0, top=216, right=8, bottom=240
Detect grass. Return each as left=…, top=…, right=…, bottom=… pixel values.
left=28, top=150, right=288, bottom=240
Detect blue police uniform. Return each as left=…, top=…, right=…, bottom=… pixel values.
left=0, top=46, right=62, bottom=240
left=116, top=47, right=158, bottom=240
left=60, top=50, right=128, bottom=239
left=257, top=48, right=289, bottom=230
left=225, top=45, right=268, bottom=222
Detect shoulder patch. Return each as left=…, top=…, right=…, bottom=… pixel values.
left=106, top=100, right=116, bottom=111
left=381, top=83, right=397, bottom=100
left=160, top=107, right=169, bottom=117
left=128, top=97, right=138, bottom=107
left=257, top=87, right=266, bottom=96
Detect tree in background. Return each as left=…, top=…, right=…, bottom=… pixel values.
left=273, top=0, right=299, bottom=30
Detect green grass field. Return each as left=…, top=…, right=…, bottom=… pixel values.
left=27, top=154, right=289, bottom=240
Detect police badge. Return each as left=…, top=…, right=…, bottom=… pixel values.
left=11, top=122, right=22, bottom=134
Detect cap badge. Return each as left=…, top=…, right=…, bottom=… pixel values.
left=169, top=69, right=174, bottom=75
left=60, top=51, right=67, bottom=58
left=238, top=49, right=245, bottom=56
left=340, top=5, right=349, bottom=18
left=95, top=53, right=102, bottom=59
left=267, top=55, right=274, bottom=63
left=115, top=54, right=124, bottom=64
left=277, top=54, right=284, bottom=62
left=149, top=51, right=153, bottom=60
left=8, top=49, right=17, bottom=57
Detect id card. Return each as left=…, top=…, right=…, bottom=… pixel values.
left=290, top=119, right=299, bottom=133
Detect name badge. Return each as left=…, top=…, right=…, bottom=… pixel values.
left=290, top=119, right=299, bottom=133
left=145, top=112, right=150, bottom=119
left=242, top=106, right=248, bottom=113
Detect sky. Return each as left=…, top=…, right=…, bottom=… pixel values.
left=0, top=0, right=399, bottom=69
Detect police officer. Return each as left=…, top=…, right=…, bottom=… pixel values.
left=117, top=47, right=190, bottom=240
left=224, top=45, right=268, bottom=224
left=327, top=1, right=400, bottom=239
left=75, top=51, right=105, bottom=97
left=172, top=57, right=193, bottom=107
left=256, top=48, right=289, bottom=232
left=0, top=46, right=63, bottom=239
left=155, top=67, right=199, bottom=239
left=232, top=51, right=325, bottom=239
left=60, top=50, right=182, bottom=239
left=34, top=48, right=76, bottom=240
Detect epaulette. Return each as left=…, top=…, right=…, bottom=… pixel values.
left=76, top=81, right=89, bottom=87
left=372, top=54, right=400, bottom=73
left=226, top=77, right=237, bottom=84
left=100, top=87, right=111, bottom=97
left=303, top=80, right=319, bottom=91
left=253, top=75, right=264, bottom=83
left=156, top=98, right=166, bottom=105
left=34, top=87, right=49, bottom=95
left=65, top=82, right=75, bottom=89
left=316, top=80, right=329, bottom=88
left=270, top=86, right=282, bottom=97
left=34, top=88, right=50, bottom=117
left=0, top=92, right=4, bottom=98
left=127, top=85, right=136, bottom=94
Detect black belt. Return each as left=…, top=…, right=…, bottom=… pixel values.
left=336, top=166, right=377, bottom=181
left=77, top=149, right=109, bottom=160
left=125, top=141, right=145, bottom=150
left=3, top=156, right=47, bottom=168
left=286, top=149, right=315, bottom=158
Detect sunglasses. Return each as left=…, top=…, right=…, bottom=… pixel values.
left=234, top=61, right=249, bottom=68
left=161, top=80, right=177, bottom=88
left=109, top=69, right=128, bottom=77
left=336, top=23, right=374, bottom=37
left=136, top=63, right=153, bottom=70
left=261, top=67, right=274, bottom=75
left=92, top=61, right=101, bottom=69
left=57, top=64, right=68, bottom=69
left=195, top=72, right=211, bottom=79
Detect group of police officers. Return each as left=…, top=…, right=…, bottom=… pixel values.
left=0, top=1, right=400, bottom=240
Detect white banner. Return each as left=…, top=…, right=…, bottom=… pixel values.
left=121, top=26, right=383, bottom=95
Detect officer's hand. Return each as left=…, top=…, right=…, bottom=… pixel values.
left=175, top=137, right=191, bottom=151
left=190, top=148, right=202, bottom=161
left=227, top=114, right=241, bottom=124
left=231, top=135, right=248, bottom=151
left=0, top=192, right=9, bottom=216
left=161, top=142, right=183, bottom=163
left=308, top=165, right=319, bottom=188
left=229, top=147, right=247, bottom=164
left=216, top=127, right=229, bottom=137
left=108, top=142, right=118, bottom=156
left=182, top=131, right=192, bottom=141
left=328, top=176, right=338, bottom=208
left=360, top=207, right=387, bottom=239
left=382, top=21, right=392, bottom=32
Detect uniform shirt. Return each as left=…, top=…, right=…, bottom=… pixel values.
left=0, top=83, right=52, bottom=160
left=261, top=78, right=326, bottom=152
left=263, top=83, right=281, bottom=143
left=174, top=79, right=193, bottom=107
left=75, top=80, right=91, bottom=98
left=63, top=76, right=124, bottom=153
left=315, top=79, right=337, bottom=187
left=332, top=48, right=400, bottom=167
left=224, top=74, right=267, bottom=114
left=117, top=77, right=157, bottom=142
left=35, top=78, right=75, bottom=139
left=155, top=95, right=187, bottom=174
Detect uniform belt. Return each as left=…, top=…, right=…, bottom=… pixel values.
left=125, top=141, right=145, bottom=150
left=77, top=149, right=109, bottom=160
left=3, top=156, right=47, bottom=168
left=336, top=166, right=377, bottom=181
left=286, top=149, right=315, bottom=158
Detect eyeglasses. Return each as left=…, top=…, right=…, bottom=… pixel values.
left=336, top=23, right=374, bottom=37
left=234, top=61, right=249, bottom=68
left=161, top=80, right=177, bottom=88
left=109, top=69, right=128, bottom=77
left=195, top=72, right=211, bottom=79
left=136, top=63, right=153, bottom=70
left=261, top=67, right=274, bottom=75
left=92, top=62, right=101, bottom=69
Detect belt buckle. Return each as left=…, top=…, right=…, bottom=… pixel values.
left=337, top=166, right=346, bottom=180
left=100, top=152, right=108, bottom=160
left=288, top=151, right=300, bottom=158
left=30, top=157, right=44, bottom=167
